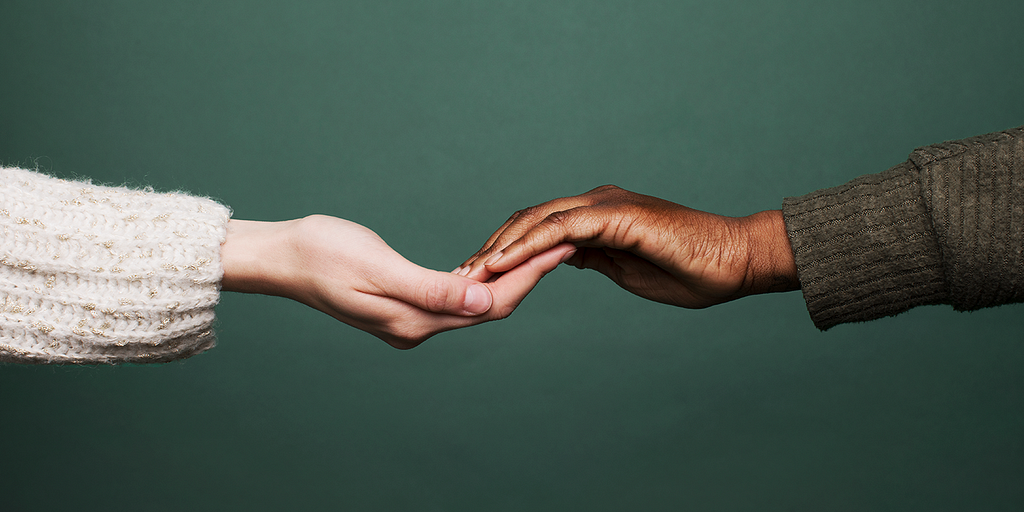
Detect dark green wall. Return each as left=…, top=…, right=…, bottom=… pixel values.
left=2, top=1, right=1022, bottom=510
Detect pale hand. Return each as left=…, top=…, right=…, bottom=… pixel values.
left=221, top=215, right=575, bottom=349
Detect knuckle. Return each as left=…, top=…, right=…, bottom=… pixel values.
left=588, top=184, right=622, bottom=196
left=502, top=209, right=529, bottom=227
left=296, top=213, right=330, bottom=230
left=519, top=205, right=544, bottom=221
left=544, top=209, right=576, bottom=229
left=423, top=278, right=456, bottom=313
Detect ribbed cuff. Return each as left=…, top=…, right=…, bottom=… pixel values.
left=0, top=167, right=231, bottom=364
left=782, top=161, right=949, bottom=330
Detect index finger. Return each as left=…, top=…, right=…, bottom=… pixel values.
left=480, top=205, right=616, bottom=274
left=459, top=195, right=593, bottom=275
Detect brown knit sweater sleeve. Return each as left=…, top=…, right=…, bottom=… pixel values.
left=781, top=126, right=1024, bottom=330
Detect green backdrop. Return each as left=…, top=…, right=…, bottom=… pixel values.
left=2, top=1, right=1022, bottom=510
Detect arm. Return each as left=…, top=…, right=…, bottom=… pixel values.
left=460, top=126, right=1024, bottom=328
left=0, top=166, right=574, bottom=363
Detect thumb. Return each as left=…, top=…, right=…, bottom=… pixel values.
left=385, top=266, right=495, bottom=316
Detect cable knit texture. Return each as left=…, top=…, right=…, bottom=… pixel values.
left=782, top=126, right=1024, bottom=329
left=0, top=167, right=230, bottom=364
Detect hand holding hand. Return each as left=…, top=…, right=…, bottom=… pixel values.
left=221, top=215, right=574, bottom=348
left=457, top=185, right=799, bottom=308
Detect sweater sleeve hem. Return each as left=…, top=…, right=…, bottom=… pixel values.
left=781, top=161, right=949, bottom=330
left=0, top=167, right=231, bottom=364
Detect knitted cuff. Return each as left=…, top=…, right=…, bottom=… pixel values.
left=0, top=167, right=231, bottom=364
left=782, top=161, right=949, bottom=330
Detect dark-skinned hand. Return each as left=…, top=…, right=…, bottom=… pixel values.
left=455, top=185, right=799, bottom=309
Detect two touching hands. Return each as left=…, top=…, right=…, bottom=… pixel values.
left=221, top=186, right=799, bottom=349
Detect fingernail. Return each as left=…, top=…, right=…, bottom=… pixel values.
left=483, top=251, right=503, bottom=267
left=452, top=266, right=462, bottom=274
left=560, top=249, right=577, bottom=263
left=463, top=284, right=492, bottom=315
left=458, top=266, right=471, bottom=276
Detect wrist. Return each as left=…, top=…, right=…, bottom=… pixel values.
left=740, top=210, right=800, bottom=296
left=220, top=219, right=305, bottom=297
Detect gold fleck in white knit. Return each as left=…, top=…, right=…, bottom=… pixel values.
left=0, top=167, right=231, bottom=364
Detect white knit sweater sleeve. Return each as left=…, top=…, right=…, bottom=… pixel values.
left=0, top=167, right=231, bottom=364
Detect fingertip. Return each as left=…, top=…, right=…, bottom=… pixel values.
left=483, top=251, right=504, bottom=267
left=539, top=243, right=577, bottom=272
left=462, top=283, right=493, bottom=315
left=560, top=246, right=577, bottom=263
left=562, top=249, right=585, bottom=269
left=464, top=264, right=492, bottom=282
left=518, top=242, right=577, bottom=273
left=483, top=250, right=520, bottom=273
